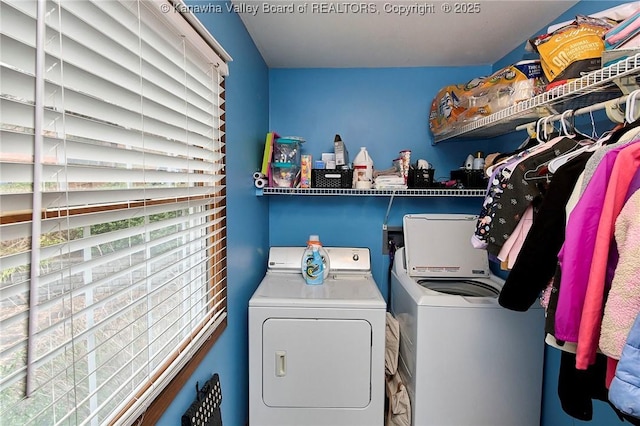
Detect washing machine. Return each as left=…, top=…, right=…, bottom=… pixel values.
left=390, top=214, right=545, bottom=426
left=249, top=246, right=386, bottom=426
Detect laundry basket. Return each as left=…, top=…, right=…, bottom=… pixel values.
left=181, top=373, right=223, bottom=426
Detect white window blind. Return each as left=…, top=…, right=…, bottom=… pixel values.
left=0, top=0, right=230, bottom=424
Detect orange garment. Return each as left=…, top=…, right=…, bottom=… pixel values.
left=575, top=143, right=640, bottom=369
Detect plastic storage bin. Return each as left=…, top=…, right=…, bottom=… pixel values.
left=271, top=163, right=299, bottom=188
left=408, top=168, right=435, bottom=188
left=273, top=137, right=304, bottom=165
left=311, top=169, right=353, bottom=188
left=450, top=169, right=488, bottom=189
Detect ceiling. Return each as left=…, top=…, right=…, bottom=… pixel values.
left=234, top=0, right=580, bottom=68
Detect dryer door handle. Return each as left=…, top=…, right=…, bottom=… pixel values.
left=275, top=350, right=286, bottom=377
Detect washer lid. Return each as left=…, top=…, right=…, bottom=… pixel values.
left=250, top=273, right=386, bottom=309
left=403, top=214, right=490, bottom=279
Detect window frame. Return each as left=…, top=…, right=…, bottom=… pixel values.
left=0, top=0, right=232, bottom=424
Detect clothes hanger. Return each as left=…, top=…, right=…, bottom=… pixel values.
left=523, top=111, right=588, bottom=176
left=487, top=114, right=567, bottom=178
left=521, top=124, right=536, bottom=148
left=625, top=89, right=640, bottom=124
left=564, top=108, right=595, bottom=142
left=607, top=89, right=640, bottom=144
left=484, top=119, right=548, bottom=178
left=560, top=109, right=576, bottom=138
left=540, top=115, right=555, bottom=143
left=582, top=90, right=640, bottom=151
left=548, top=110, right=582, bottom=173
left=503, top=117, right=555, bottom=176
left=535, top=116, right=550, bottom=144
left=500, top=116, right=555, bottom=177
left=541, top=114, right=566, bottom=144
left=523, top=162, right=553, bottom=181
left=548, top=110, right=596, bottom=173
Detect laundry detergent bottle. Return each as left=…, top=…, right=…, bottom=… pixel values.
left=302, top=235, right=329, bottom=285
left=353, top=147, right=374, bottom=189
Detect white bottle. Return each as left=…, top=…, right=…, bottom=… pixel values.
left=472, top=151, right=485, bottom=170
left=464, top=154, right=474, bottom=170
left=353, top=147, right=374, bottom=189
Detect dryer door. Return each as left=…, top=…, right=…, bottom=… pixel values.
left=262, top=318, right=372, bottom=408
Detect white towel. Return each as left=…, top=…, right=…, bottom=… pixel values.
left=385, top=312, right=400, bottom=376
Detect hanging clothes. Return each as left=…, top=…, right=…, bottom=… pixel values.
left=496, top=204, right=534, bottom=270
left=473, top=147, right=541, bottom=250
left=473, top=137, right=579, bottom=255
left=468, top=92, right=640, bottom=421
left=579, top=121, right=640, bottom=194
left=557, top=350, right=640, bottom=425
left=485, top=137, right=580, bottom=257
left=545, top=266, right=563, bottom=337
left=564, top=170, right=586, bottom=221
left=554, top=141, right=640, bottom=344
left=575, top=142, right=640, bottom=370
left=558, top=350, right=612, bottom=421
left=498, top=151, right=593, bottom=311
left=549, top=132, right=640, bottom=355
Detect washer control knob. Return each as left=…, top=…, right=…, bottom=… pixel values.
left=353, top=253, right=359, bottom=261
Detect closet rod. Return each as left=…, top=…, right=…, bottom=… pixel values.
left=515, top=94, right=630, bottom=132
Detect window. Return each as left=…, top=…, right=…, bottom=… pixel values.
left=0, top=0, right=230, bottom=424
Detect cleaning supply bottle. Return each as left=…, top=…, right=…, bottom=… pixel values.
left=472, top=151, right=485, bottom=170
left=353, top=147, right=374, bottom=189
left=302, top=235, right=328, bottom=285
left=464, top=153, right=474, bottom=170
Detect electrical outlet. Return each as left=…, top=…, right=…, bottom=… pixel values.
left=382, top=226, right=403, bottom=254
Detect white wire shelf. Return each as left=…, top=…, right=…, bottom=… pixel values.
left=258, top=187, right=486, bottom=197
left=433, top=53, right=640, bottom=143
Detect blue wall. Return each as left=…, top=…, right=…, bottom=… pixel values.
left=268, top=66, right=517, bottom=299
left=162, top=1, right=633, bottom=425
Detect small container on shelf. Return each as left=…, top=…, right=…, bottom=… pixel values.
left=271, top=162, right=299, bottom=188
left=273, top=137, right=304, bottom=165
left=450, top=169, right=488, bottom=189
left=311, top=169, right=353, bottom=188
left=408, top=168, right=436, bottom=188
left=300, top=155, right=312, bottom=188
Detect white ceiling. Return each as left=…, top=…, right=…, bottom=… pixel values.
left=234, top=0, right=580, bottom=68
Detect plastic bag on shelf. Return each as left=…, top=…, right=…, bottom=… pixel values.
left=429, top=60, right=545, bottom=136
left=528, top=15, right=614, bottom=83
left=428, top=83, right=468, bottom=136
left=460, top=60, right=545, bottom=122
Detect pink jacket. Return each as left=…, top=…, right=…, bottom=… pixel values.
left=576, top=143, right=640, bottom=369
left=555, top=150, right=623, bottom=342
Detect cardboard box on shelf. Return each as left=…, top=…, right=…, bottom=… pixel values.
left=300, top=155, right=312, bottom=188
left=333, top=134, right=349, bottom=167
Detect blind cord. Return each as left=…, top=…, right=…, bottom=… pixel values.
left=26, top=0, right=47, bottom=399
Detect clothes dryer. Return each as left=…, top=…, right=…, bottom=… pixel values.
left=390, top=214, right=545, bottom=426
left=249, top=247, right=386, bottom=426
